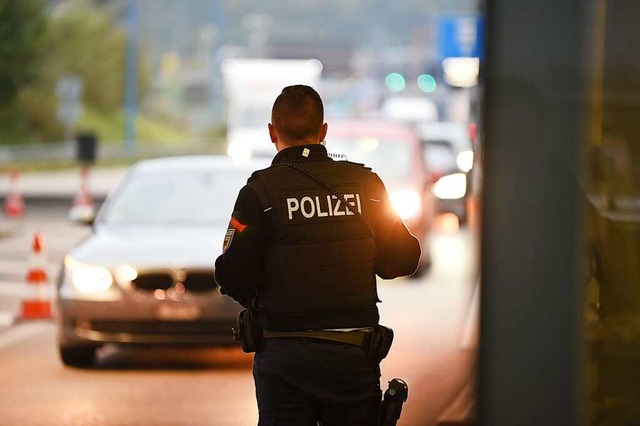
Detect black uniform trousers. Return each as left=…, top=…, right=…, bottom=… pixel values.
left=254, top=337, right=381, bottom=426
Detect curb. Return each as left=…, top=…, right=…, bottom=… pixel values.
left=0, top=312, right=16, bottom=327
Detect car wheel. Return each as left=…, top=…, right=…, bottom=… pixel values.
left=458, top=210, right=468, bottom=227
left=59, top=345, right=98, bottom=368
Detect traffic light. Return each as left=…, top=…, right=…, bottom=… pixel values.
left=385, top=73, right=406, bottom=91
left=417, top=74, right=437, bottom=93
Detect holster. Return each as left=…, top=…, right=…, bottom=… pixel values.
left=232, top=308, right=264, bottom=353
left=364, top=324, right=394, bottom=365
left=378, top=378, right=409, bottom=426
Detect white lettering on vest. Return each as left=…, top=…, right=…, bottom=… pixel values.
left=315, top=196, right=328, bottom=217
left=285, top=193, right=362, bottom=221
left=344, top=194, right=355, bottom=216
left=327, top=195, right=334, bottom=216
left=287, top=198, right=299, bottom=220
left=333, top=197, right=345, bottom=216
left=300, top=196, right=315, bottom=218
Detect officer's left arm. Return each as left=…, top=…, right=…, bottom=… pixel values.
left=367, top=173, right=422, bottom=279
left=214, top=185, right=267, bottom=307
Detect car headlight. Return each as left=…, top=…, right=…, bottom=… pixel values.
left=456, top=150, right=474, bottom=172
left=63, top=256, right=120, bottom=300
left=390, top=189, right=422, bottom=219
left=433, top=173, right=467, bottom=200
left=114, top=264, right=138, bottom=284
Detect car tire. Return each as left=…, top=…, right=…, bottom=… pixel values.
left=458, top=211, right=468, bottom=227
left=59, top=345, right=97, bottom=368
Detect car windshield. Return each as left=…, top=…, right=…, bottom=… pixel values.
left=99, top=168, right=249, bottom=226
left=325, top=137, right=413, bottom=181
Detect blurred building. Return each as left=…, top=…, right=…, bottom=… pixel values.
left=79, top=1, right=477, bottom=126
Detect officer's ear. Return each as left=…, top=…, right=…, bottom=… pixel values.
left=268, top=123, right=277, bottom=144
left=319, top=123, right=328, bottom=142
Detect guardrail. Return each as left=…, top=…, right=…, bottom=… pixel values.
left=0, top=139, right=226, bottom=165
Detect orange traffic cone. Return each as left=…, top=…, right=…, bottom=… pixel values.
left=21, top=232, right=52, bottom=319
left=68, top=166, right=95, bottom=222
left=4, top=170, right=25, bottom=218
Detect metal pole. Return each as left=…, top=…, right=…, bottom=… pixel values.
left=479, top=0, right=592, bottom=424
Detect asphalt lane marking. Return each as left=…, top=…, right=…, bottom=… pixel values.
left=0, top=280, right=29, bottom=297
left=0, top=280, right=56, bottom=297
left=0, top=312, right=15, bottom=326
left=0, top=321, right=50, bottom=350
left=0, top=260, right=60, bottom=283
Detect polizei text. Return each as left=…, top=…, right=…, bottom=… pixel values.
left=286, top=194, right=362, bottom=220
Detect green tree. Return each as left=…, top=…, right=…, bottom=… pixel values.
left=46, top=0, right=140, bottom=112
left=0, top=0, right=47, bottom=104
left=0, top=0, right=49, bottom=143
left=4, top=0, right=149, bottom=143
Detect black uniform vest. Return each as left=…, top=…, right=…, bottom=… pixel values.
left=248, top=159, right=381, bottom=331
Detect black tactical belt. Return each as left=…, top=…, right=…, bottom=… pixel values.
left=262, top=329, right=370, bottom=347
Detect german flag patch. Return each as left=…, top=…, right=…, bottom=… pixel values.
left=230, top=216, right=247, bottom=232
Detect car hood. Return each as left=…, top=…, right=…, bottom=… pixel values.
left=68, top=224, right=229, bottom=269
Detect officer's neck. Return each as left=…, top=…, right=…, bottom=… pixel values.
left=272, top=143, right=327, bottom=164
left=276, top=139, right=321, bottom=152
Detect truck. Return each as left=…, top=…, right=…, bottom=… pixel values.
left=221, top=58, right=323, bottom=159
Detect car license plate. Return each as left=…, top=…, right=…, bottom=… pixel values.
left=156, top=303, right=201, bottom=321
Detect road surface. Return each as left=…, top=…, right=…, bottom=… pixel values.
left=0, top=199, right=478, bottom=425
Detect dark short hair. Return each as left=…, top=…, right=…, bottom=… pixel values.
left=271, top=85, right=324, bottom=141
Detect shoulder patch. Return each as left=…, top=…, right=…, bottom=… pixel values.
left=222, top=228, right=235, bottom=253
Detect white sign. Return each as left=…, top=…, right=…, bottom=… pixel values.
left=56, top=74, right=83, bottom=101
left=55, top=74, right=84, bottom=129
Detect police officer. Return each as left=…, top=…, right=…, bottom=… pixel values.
left=214, top=85, right=420, bottom=425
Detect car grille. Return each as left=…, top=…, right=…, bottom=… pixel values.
left=132, top=273, right=174, bottom=291
left=131, top=271, right=217, bottom=293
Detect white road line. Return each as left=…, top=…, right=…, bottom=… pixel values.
left=0, top=281, right=30, bottom=297
left=0, top=312, right=15, bottom=326
left=0, top=283, right=56, bottom=305
left=0, top=259, right=60, bottom=272
left=0, top=321, right=51, bottom=350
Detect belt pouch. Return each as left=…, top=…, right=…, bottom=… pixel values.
left=233, top=308, right=264, bottom=353
left=365, top=324, right=394, bottom=365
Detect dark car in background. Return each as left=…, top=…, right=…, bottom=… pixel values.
left=325, top=119, right=436, bottom=274
left=55, top=155, right=269, bottom=367
left=416, top=121, right=474, bottom=225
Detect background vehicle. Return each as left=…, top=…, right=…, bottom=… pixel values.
left=325, top=119, right=435, bottom=274
left=381, top=95, right=439, bottom=125
left=221, top=58, right=323, bottom=160
left=416, top=121, right=474, bottom=225
left=55, top=155, right=269, bottom=367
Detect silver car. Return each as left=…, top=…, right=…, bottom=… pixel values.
left=55, top=155, right=270, bottom=367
